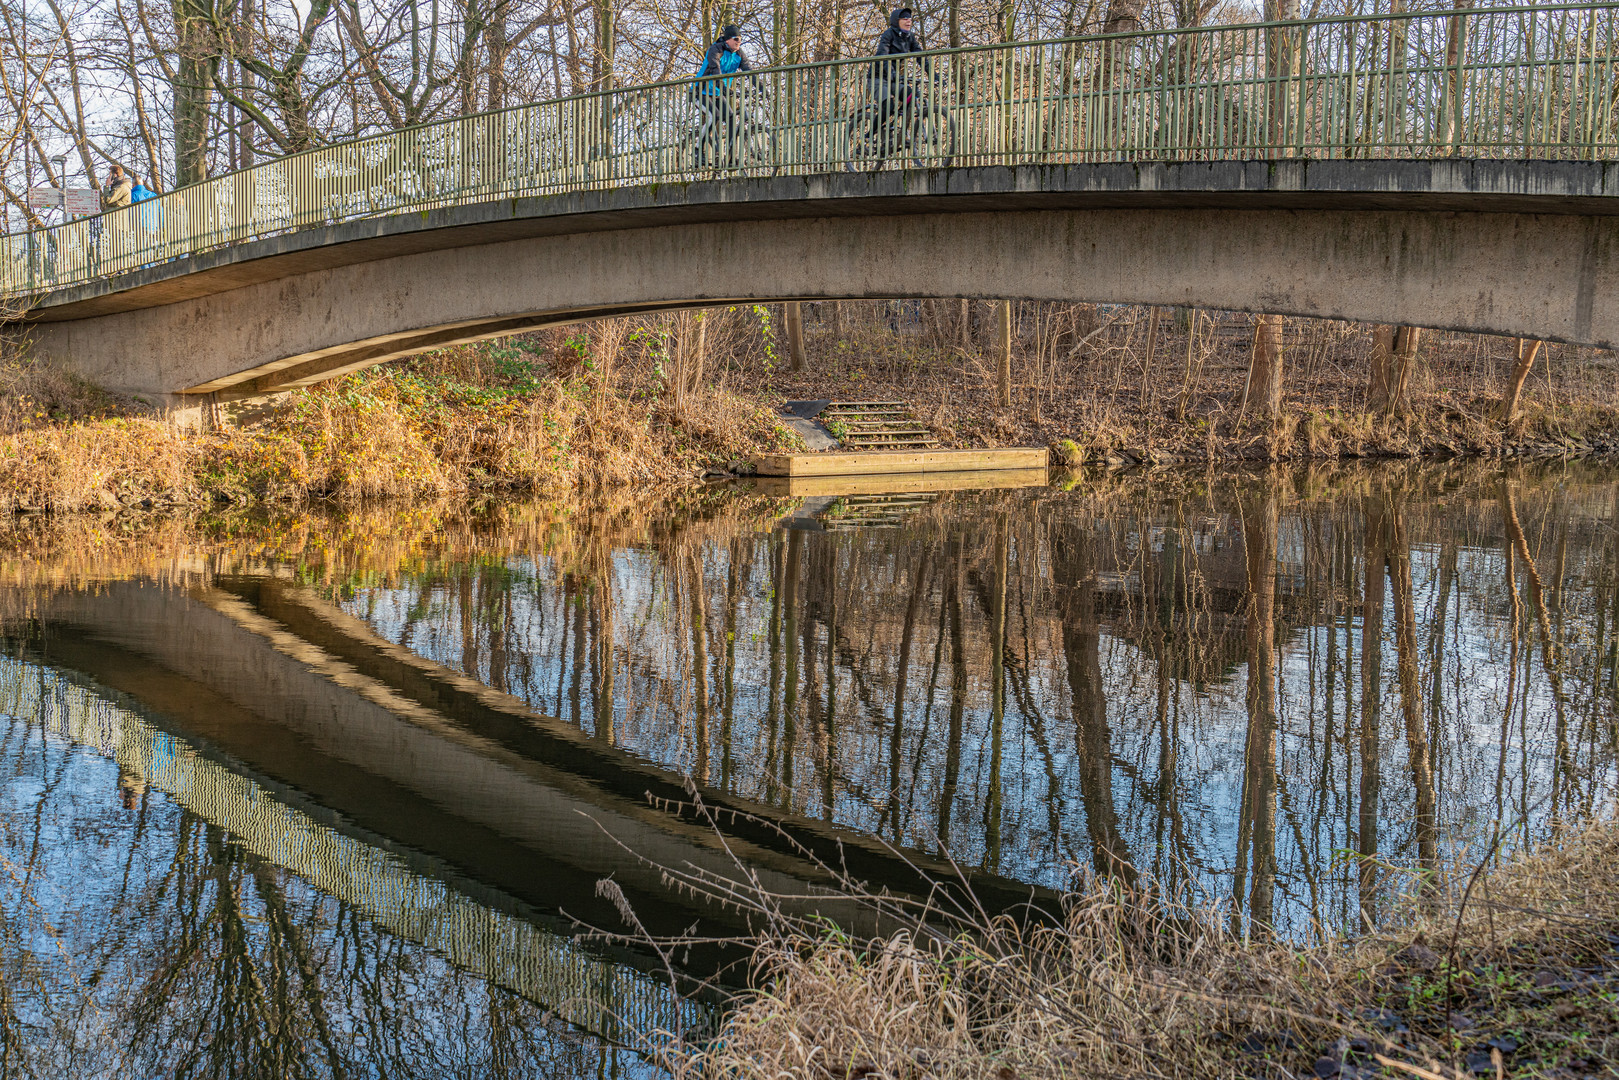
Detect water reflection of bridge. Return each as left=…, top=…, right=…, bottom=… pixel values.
left=0, top=653, right=698, bottom=1046
left=4, top=575, right=1052, bottom=1032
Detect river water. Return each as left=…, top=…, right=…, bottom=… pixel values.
left=1, top=460, right=1615, bottom=1076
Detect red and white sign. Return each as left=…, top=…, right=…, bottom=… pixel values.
left=63, top=188, right=101, bottom=216
left=26, top=186, right=62, bottom=209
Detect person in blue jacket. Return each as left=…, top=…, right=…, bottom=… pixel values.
left=693, top=25, right=751, bottom=163
left=130, top=176, right=160, bottom=220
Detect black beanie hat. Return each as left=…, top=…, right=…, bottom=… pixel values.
left=721, top=23, right=741, bottom=39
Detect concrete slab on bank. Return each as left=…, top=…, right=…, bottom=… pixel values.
left=752, top=447, right=1049, bottom=477
left=753, top=468, right=1050, bottom=496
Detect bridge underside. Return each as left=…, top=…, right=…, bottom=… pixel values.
left=13, top=161, right=1619, bottom=406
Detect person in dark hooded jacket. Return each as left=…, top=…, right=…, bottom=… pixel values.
left=693, top=24, right=752, bottom=163
left=867, top=8, right=928, bottom=138
left=874, top=6, right=923, bottom=68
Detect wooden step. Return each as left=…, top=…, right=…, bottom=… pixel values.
left=844, top=443, right=940, bottom=450
left=842, top=429, right=934, bottom=438
left=843, top=434, right=938, bottom=443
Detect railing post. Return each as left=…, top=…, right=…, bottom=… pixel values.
left=1293, top=21, right=1309, bottom=156
left=1002, top=49, right=1016, bottom=166
left=1440, top=3, right=1469, bottom=154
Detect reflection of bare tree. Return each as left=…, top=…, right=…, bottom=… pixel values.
left=1501, top=480, right=1578, bottom=828
left=96, top=819, right=602, bottom=1080
left=1358, top=493, right=1386, bottom=932
left=984, top=517, right=1009, bottom=873
left=779, top=529, right=802, bottom=807
left=590, top=576, right=615, bottom=745
left=884, top=542, right=933, bottom=839
left=1383, top=487, right=1438, bottom=873
left=938, top=535, right=967, bottom=850
left=1055, top=525, right=1135, bottom=883
left=0, top=759, right=630, bottom=1080
left=1234, top=477, right=1279, bottom=934
left=123, top=820, right=348, bottom=1076
left=686, top=550, right=711, bottom=783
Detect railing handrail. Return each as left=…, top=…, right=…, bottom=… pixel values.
left=19, top=1, right=1619, bottom=221
left=7, top=1, right=1619, bottom=298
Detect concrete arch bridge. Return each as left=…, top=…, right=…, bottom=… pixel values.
left=4, top=3, right=1619, bottom=409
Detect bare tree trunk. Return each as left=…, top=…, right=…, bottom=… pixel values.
left=1097, top=0, right=1144, bottom=143
left=1139, top=305, right=1161, bottom=409
left=997, top=300, right=1012, bottom=408
left=1246, top=314, right=1285, bottom=422
left=785, top=302, right=806, bottom=372
left=1175, top=308, right=1201, bottom=421
left=1368, top=325, right=1421, bottom=415
left=487, top=1, right=509, bottom=110
left=1372, top=323, right=1424, bottom=417
left=172, top=0, right=223, bottom=186
left=1264, top=0, right=1301, bottom=153
left=1366, top=324, right=1397, bottom=412
left=1502, top=338, right=1542, bottom=423
left=959, top=299, right=970, bottom=350
left=1439, top=0, right=1469, bottom=151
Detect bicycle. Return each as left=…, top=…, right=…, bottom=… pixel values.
left=684, top=80, right=777, bottom=170
left=843, top=73, right=955, bottom=170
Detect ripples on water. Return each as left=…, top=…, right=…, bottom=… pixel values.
left=1, top=460, right=1616, bottom=1075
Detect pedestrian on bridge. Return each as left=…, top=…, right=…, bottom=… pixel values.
left=93, top=165, right=134, bottom=274
left=869, top=9, right=928, bottom=138
left=128, top=175, right=165, bottom=261
left=100, top=165, right=133, bottom=213
left=693, top=24, right=752, bottom=165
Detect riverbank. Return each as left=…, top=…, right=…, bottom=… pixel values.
left=665, top=822, right=1619, bottom=1080
left=0, top=344, right=800, bottom=513
left=763, top=303, right=1619, bottom=465
left=6, top=302, right=1619, bottom=512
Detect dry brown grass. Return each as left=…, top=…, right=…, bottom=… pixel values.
left=663, top=822, right=1619, bottom=1080
left=761, top=303, right=1619, bottom=462
left=0, top=339, right=799, bottom=513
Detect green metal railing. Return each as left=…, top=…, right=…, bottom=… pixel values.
left=4, top=2, right=1618, bottom=299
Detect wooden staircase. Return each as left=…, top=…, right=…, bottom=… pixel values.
left=820, top=401, right=940, bottom=451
